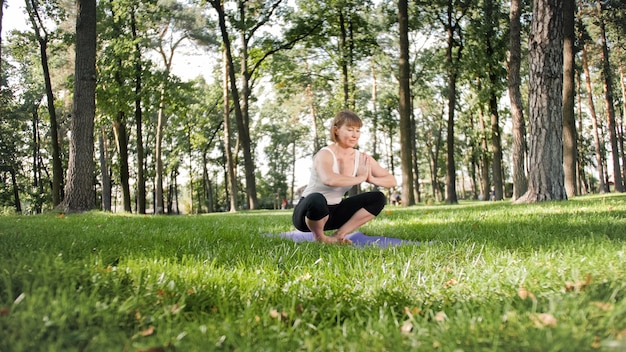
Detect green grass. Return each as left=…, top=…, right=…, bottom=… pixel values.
left=1, top=194, right=626, bottom=351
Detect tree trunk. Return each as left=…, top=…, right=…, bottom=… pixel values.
left=596, top=0, right=623, bottom=192
left=478, top=108, right=490, bottom=200
left=508, top=0, right=528, bottom=201
left=619, top=63, right=626, bottom=187
left=62, top=0, right=96, bottom=212
left=517, top=0, right=566, bottom=203
left=444, top=2, right=461, bottom=205
left=484, top=0, right=503, bottom=201
left=398, top=0, right=415, bottom=206
left=26, top=3, right=64, bottom=206
left=113, top=113, right=132, bottom=212
left=562, top=0, right=578, bottom=198
left=99, top=127, right=111, bottom=211
left=576, top=72, right=589, bottom=194
left=131, top=7, right=146, bottom=214
left=223, top=48, right=238, bottom=212
left=155, top=86, right=166, bottom=213
left=582, top=44, right=607, bottom=193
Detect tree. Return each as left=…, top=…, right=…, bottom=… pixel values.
left=562, top=0, right=577, bottom=197
left=595, top=0, right=623, bottom=192
left=62, top=0, right=96, bottom=212
left=398, top=0, right=414, bottom=206
left=517, top=0, right=566, bottom=202
left=25, top=0, right=66, bottom=206
left=508, top=0, right=528, bottom=201
left=441, top=0, right=471, bottom=204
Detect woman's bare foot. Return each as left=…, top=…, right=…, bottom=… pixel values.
left=313, top=233, right=351, bottom=245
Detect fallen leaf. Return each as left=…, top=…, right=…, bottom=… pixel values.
left=269, top=309, right=279, bottom=318
left=591, top=336, right=601, bottom=349
left=434, top=311, right=447, bottom=322
left=400, top=321, right=413, bottom=334
left=443, top=278, right=457, bottom=288
left=565, top=274, right=592, bottom=292
left=0, top=307, right=9, bottom=316
left=404, top=306, right=422, bottom=318
left=532, top=313, right=557, bottom=328
left=141, top=326, right=155, bottom=337
left=57, top=213, right=65, bottom=219
left=518, top=286, right=533, bottom=299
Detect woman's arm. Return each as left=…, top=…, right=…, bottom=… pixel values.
left=315, top=149, right=368, bottom=187
left=365, top=156, right=397, bottom=188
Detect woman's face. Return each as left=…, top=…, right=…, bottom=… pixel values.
left=335, top=123, right=361, bottom=147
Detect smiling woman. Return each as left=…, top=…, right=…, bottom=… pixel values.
left=292, top=110, right=397, bottom=244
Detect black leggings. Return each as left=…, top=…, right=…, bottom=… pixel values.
left=292, top=191, right=387, bottom=232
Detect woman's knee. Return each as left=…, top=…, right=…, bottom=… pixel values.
left=366, top=191, right=387, bottom=216
left=303, top=193, right=328, bottom=220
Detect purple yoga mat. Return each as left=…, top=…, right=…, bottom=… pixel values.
left=272, top=230, right=420, bottom=248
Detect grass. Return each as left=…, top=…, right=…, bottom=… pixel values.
left=1, top=194, right=626, bottom=351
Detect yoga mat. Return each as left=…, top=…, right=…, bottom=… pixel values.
left=270, top=230, right=420, bottom=248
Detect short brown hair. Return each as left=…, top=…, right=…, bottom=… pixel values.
left=329, top=110, right=363, bottom=142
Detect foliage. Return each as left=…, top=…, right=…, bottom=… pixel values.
left=1, top=194, right=626, bottom=350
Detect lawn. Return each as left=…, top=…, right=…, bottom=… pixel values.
left=1, top=194, right=625, bottom=351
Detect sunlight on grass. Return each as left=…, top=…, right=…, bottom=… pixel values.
left=1, top=194, right=626, bottom=351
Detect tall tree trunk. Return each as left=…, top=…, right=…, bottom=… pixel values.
left=223, top=48, right=238, bottom=212
left=10, top=167, right=21, bottom=212
left=596, top=0, right=623, bottom=192
left=113, top=114, right=131, bottom=212
left=155, top=86, right=166, bottom=213
left=371, top=61, right=379, bottom=159
left=398, top=0, right=415, bottom=206
left=484, top=0, right=504, bottom=201
left=237, top=0, right=260, bottom=210
left=619, top=63, right=626, bottom=186
left=508, top=0, right=528, bottom=201
left=582, top=44, right=607, bottom=193
left=339, top=9, right=349, bottom=108
left=131, top=7, right=146, bottom=214
left=517, top=0, right=566, bottom=203
left=31, top=108, right=43, bottom=213
left=444, top=2, right=462, bottom=205
left=576, top=72, right=589, bottom=194
left=99, top=127, right=111, bottom=211
left=62, top=0, right=96, bottom=212
left=562, top=0, right=577, bottom=198
left=478, top=107, right=490, bottom=200
left=154, top=22, right=185, bottom=214
left=26, top=1, right=64, bottom=206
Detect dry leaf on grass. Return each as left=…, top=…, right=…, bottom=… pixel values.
left=531, top=313, right=557, bottom=328
left=400, top=321, right=414, bottom=334
left=565, top=274, right=593, bottom=292
left=434, top=311, right=447, bottom=322
left=141, top=326, right=155, bottom=337
left=443, top=278, right=457, bottom=288
left=518, top=286, right=536, bottom=301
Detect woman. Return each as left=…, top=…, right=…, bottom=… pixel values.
left=292, top=110, right=397, bottom=244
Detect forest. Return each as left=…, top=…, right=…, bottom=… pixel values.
left=0, top=0, right=625, bottom=214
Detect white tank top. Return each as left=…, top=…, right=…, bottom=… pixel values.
left=301, top=147, right=360, bottom=205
